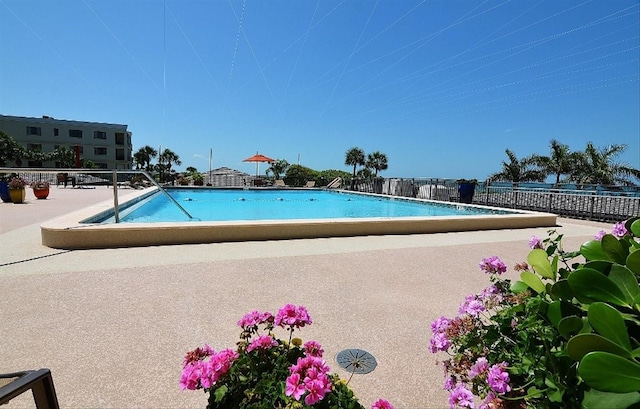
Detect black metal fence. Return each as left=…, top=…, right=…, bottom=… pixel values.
left=346, top=178, right=639, bottom=223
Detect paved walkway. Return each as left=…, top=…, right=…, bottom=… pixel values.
left=0, top=188, right=610, bottom=408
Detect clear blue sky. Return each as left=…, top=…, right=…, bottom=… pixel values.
left=1, top=0, right=638, bottom=179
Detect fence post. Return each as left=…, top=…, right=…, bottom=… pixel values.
left=589, top=192, right=595, bottom=220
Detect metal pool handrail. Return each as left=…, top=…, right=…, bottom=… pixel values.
left=0, top=168, right=193, bottom=223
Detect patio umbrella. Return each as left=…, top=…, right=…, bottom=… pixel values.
left=243, top=152, right=275, bottom=176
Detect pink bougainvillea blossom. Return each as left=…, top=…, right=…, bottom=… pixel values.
left=487, top=362, right=511, bottom=394
left=479, top=256, right=507, bottom=275
left=246, top=334, right=278, bottom=353
left=448, top=384, right=475, bottom=408
left=469, top=357, right=489, bottom=379
left=275, top=304, right=313, bottom=328
left=612, top=222, right=628, bottom=238
left=371, top=398, right=395, bottom=409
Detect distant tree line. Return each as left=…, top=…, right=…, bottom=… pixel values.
left=489, top=140, right=640, bottom=187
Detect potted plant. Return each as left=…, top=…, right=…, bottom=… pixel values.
left=192, top=173, right=204, bottom=186
left=181, top=304, right=394, bottom=409
left=456, top=178, right=477, bottom=204
left=0, top=173, right=11, bottom=203
left=8, top=176, right=27, bottom=204
left=31, top=180, right=50, bottom=199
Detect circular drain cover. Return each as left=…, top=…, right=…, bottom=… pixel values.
left=336, top=349, right=377, bottom=374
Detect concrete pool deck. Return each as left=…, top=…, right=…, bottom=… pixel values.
left=0, top=187, right=611, bottom=408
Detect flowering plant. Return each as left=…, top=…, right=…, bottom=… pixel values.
left=431, top=218, right=640, bottom=409
left=8, top=176, right=27, bottom=189
left=181, top=304, right=394, bottom=409
left=31, top=180, right=50, bottom=190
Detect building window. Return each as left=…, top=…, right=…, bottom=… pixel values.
left=94, top=147, right=107, bottom=155
left=115, top=132, right=125, bottom=145
left=115, top=148, right=125, bottom=160
left=54, top=128, right=59, bottom=136
left=26, top=126, right=41, bottom=135
left=94, top=131, right=107, bottom=139
left=96, top=162, right=108, bottom=169
left=27, top=143, right=43, bottom=151
left=69, top=129, right=83, bottom=138
left=27, top=160, right=43, bottom=168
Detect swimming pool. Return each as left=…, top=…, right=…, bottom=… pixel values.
left=106, top=189, right=515, bottom=223
left=40, top=187, right=557, bottom=249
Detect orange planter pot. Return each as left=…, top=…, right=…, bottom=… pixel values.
left=33, top=188, right=50, bottom=199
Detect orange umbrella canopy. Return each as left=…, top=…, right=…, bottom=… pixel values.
left=243, top=153, right=275, bottom=176
left=242, top=153, right=275, bottom=163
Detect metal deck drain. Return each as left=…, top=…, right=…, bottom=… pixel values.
left=336, top=349, right=377, bottom=374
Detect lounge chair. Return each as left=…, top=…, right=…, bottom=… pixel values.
left=305, top=181, right=316, bottom=188
left=56, top=173, right=76, bottom=187
left=274, top=180, right=287, bottom=187
left=326, top=177, right=342, bottom=189
left=0, top=368, right=60, bottom=409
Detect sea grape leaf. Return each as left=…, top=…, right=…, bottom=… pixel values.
left=527, top=248, right=555, bottom=279
left=578, top=351, right=640, bottom=393
left=627, top=250, right=640, bottom=275
left=601, top=234, right=628, bottom=264
left=521, top=271, right=545, bottom=294
left=583, top=260, right=613, bottom=275
left=510, top=280, right=529, bottom=294
left=629, top=219, right=640, bottom=236
left=587, top=302, right=631, bottom=351
left=550, top=279, right=574, bottom=300
left=558, top=316, right=584, bottom=340
left=566, top=333, right=631, bottom=361
left=608, top=265, right=640, bottom=306
left=582, top=389, right=640, bottom=409
left=580, top=240, right=609, bottom=262
left=568, top=268, right=629, bottom=307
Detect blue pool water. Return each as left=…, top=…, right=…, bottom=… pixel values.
left=105, top=189, right=515, bottom=223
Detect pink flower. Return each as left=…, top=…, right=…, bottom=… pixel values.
left=479, top=392, right=501, bottom=409
left=304, top=340, right=324, bottom=357
left=430, top=316, right=452, bottom=333
left=461, top=299, right=485, bottom=317
left=246, top=335, right=278, bottom=352
left=448, top=384, right=475, bottom=408
left=479, top=256, right=507, bottom=275
left=237, top=310, right=273, bottom=328
left=304, top=378, right=330, bottom=405
left=528, top=235, right=543, bottom=249
left=594, top=230, right=606, bottom=240
left=444, top=376, right=456, bottom=390
left=179, top=361, right=203, bottom=390
left=285, top=373, right=306, bottom=400
left=200, top=348, right=238, bottom=389
left=371, top=398, right=395, bottom=409
left=429, top=332, right=451, bottom=353
left=275, top=304, right=313, bottom=329
left=487, top=362, right=511, bottom=394
left=468, top=357, right=489, bottom=379
left=612, top=222, right=628, bottom=238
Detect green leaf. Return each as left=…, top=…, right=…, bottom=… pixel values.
left=568, top=268, right=630, bottom=307
left=521, top=271, right=546, bottom=294
left=627, top=250, right=640, bottom=275
left=581, top=240, right=609, bottom=261
left=631, top=219, right=640, bottom=237
left=558, top=316, right=584, bottom=339
left=609, top=265, right=640, bottom=306
left=602, top=234, right=629, bottom=264
left=510, top=280, right=530, bottom=294
left=213, top=385, right=228, bottom=402
left=584, top=260, right=614, bottom=275
left=551, top=279, right=574, bottom=300
left=582, top=389, right=640, bottom=409
left=566, top=333, right=631, bottom=361
left=579, top=351, right=640, bottom=393
left=588, top=302, right=632, bottom=351
left=527, top=248, right=555, bottom=279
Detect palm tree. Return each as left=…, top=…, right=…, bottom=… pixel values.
left=488, top=149, right=545, bottom=184
left=532, top=139, right=581, bottom=185
left=266, top=159, right=290, bottom=180
left=570, top=143, right=640, bottom=186
left=159, top=148, right=182, bottom=180
left=345, top=147, right=365, bottom=178
left=366, top=151, right=388, bottom=177
left=134, top=146, right=158, bottom=172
